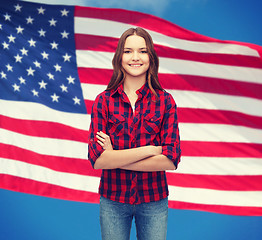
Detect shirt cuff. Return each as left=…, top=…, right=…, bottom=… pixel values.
left=88, top=140, right=104, bottom=168
left=162, top=145, right=181, bottom=168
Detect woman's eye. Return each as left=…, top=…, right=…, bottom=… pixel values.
left=141, top=50, right=148, bottom=54
left=124, top=50, right=131, bottom=54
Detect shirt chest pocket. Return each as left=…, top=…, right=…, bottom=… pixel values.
left=143, top=113, right=162, bottom=134
left=108, top=114, right=126, bottom=137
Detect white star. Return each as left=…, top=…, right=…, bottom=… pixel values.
left=12, top=83, right=20, bottom=92
left=18, top=76, right=26, bottom=84
left=61, top=30, right=69, bottom=39
left=6, top=64, right=13, bottom=72
left=33, top=60, right=41, bottom=68
left=67, top=75, right=75, bottom=84
left=16, top=26, right=24, bottom=34
left=47, top=72, right=54, bottom=80
left=41, top=51, right=49, bottom=59
left=54, top=63, right=62, bottom=72
left=4, top=13, right=11, bottom=21
left=51, top=93, right=59, bottom=102
left=60, top=84, right=68, bottom=92
left=63, top=53, right=71, bottom=62
left=14, top=54, right=23, bottom=63
left=20, top=48, right=28, bottom=56
left=37, top=7, right=46, bottom=14
left=0, top=71, right=7, bottom=79
left=50, top=41, right=58, bottom=49
left=2, top=42, right=9, bottom=49
left=28, top=38, right=36, bottom=47
left=26, top=16, right=34, bottom=24
left=14, top=4, right=22, bottom=12
left=38, top=29, right=46, bottom=37
left=32, top=89, right=39, bottom=97
left=8, top=35, right=16, bottom=43
left=49, top=18, right=57, bottom=26
left=61, top=9, right=69, bottom=16
left=39, top=80, right=47, bottom=89
left=73, top=96, right=81, bottom=105
left=0, top=24, right=2, bottom=30
left=26, top=67, right=35, bottom=76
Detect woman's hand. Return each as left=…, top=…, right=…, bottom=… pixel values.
left=96, top=131, right=113, bottom=150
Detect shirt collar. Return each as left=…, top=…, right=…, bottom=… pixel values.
left=111, top=81, right=151, bottom=99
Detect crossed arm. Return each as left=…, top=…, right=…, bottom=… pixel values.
left=94, top=131, right=175, bottom=171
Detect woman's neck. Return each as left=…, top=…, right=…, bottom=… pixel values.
left=123, top=76, right=146, bottom=95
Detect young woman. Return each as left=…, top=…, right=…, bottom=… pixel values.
left=88, top=27, right=181, bottom=240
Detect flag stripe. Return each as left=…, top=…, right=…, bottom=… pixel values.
left=0, top=114, right=88, bottom=142
left=0, top=128, right=87, bottom=159
left=167, top=173, right=262, bottom=191
left=168, top=201, right=262, bottom=216
left=181, top=141, right=262, bottom=158
left=0, top=143, right=99, bottom=177
left=0, top=100, right=90, bottom=131
left=168, top=186, right=262, bottom=207
left=174, top=157, right=262, bottom=175
left=0, top=174, right=100, bottom=203
left=178, top=108, right=262, bottom=129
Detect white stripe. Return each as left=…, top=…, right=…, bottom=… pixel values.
left=75, top=17, right=259, bottom=57
left=173, top=157, right=262, bottom=175
left=0, top=99, right=90, bottom=131
left=0, top=158, right=99, bottom=193
left=169, top=186, right=262, bottom=207
left=81, top=83, right=262, bottom=117
left=76, top=50, right=262, bottom=84
left=0, top=128, right=88, bottom=159
left=179, top=123, right=262, bottom=144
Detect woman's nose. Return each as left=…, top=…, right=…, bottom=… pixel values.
left=132, top=51, right=140, bottom=61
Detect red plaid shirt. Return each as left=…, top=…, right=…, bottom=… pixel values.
left=88, top=82, right=181, bottom=204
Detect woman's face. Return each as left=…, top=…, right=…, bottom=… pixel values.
left=121, top=35, right=150, bottom=80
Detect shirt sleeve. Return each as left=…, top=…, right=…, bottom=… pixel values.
left=160, top=93, right=181, bottom=168
left=88, top=93, right=107, bottom=168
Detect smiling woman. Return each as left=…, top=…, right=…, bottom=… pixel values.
left=88, top=27, right=181, bottom=240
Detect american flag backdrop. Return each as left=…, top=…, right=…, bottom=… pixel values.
left=0, top=0, right=262, bottom=216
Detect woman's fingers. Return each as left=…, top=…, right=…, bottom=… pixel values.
left=96, top=134, right=105, bottom=142
left=96, top=131, right=113, bottom=150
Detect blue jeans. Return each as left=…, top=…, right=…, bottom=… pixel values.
left=100, top=196, right=168, bottom=240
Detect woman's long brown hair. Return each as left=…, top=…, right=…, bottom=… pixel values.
left=106, top=27, right=164, bottom=98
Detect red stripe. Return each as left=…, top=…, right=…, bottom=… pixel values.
left=0, top=174, right=100, bottom=203
left=168, top=200, right=262, bottom=216
left=84, top=99, right=94, bottom=114
left=0, top=115, right=88, bottom=142
left=167, top=173, right=262, bottom=191
left=159, top=74, right=262, bottom=100
left=78, top=68, right=262, bottom=100
left=178, top=108, right=262, bottom=129
left=181, top=141, right=262, bottom=158
left=0, top=143, right=101, bottom=177
left=75, top=34, right=262, bottom=68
